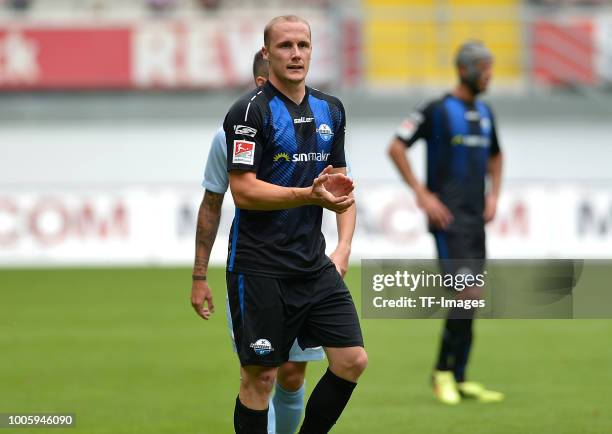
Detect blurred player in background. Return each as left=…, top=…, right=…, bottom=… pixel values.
left=388, top=41, right=504, bottom=405
left=190, top=51, right=332, bottom=434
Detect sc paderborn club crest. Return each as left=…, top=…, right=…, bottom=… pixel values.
left=250, top=338, right=274, bottom=356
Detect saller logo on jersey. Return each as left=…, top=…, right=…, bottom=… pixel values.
left=233, top=140, right=255, bottom=165
left=250, top=339, right=274, bottom=356
left=294, top=117, right=314, bottom=124
left=234, top=125, right=257, bottom=137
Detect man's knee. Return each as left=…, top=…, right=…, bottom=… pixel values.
left=277, top=361, right=307, bottom=391
left=327, top=347, right=368, bottom=382
left=350, top=348, right=368, bottom=377
left=241, top=365, right=278, bottom=395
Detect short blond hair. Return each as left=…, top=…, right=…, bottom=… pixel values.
left=263, top=15, right=311, bottom=47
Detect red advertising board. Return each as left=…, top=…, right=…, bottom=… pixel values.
left=0, top=18, right=334, bottom=90
left=532, top=18, right=597, bottom=86
left=0, top=27, right=131, bottom=88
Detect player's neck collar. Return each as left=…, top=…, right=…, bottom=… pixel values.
left=265, top=80, right=309, bottom=107
left=448, top=92, right=477, bottom=107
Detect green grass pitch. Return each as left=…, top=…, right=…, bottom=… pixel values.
left=1, top=267, right=611, bottom=434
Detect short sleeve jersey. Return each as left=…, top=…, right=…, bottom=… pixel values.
left=202, top=127, right=229, bottom=194
left=223, top=81, right=347, bottom=277
left=395, top=94, right=501, bottom=232
left=202, top=127, right=352, bottom=194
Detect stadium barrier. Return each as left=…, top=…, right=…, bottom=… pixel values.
left=1, top=183, right=610, bottom=266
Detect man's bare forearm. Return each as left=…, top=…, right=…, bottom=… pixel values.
left=230, top=174, right=310, bottom=210
left=229, top=167, right=353, bottom=213
left=332, top=167, right=356, bottom=249
left=488, top=152, right=503, bottom=197
left=336, top=199, right=356, bottom=249
left=193, top=190, right=224, bottom=277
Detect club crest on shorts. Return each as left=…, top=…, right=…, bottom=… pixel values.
left=250, top=338, right=274, bottom=356
left=316, top=124, right=333, bottom=141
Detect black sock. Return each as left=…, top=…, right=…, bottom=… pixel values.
left=234, top=396, right=268, bottom=434
left=436, top=323, right=455, bottom=372
left=435, top=307, right=474, bottom=378
left=298, top=368, right=357, bottom=434
left=452, top=317, right=473, bottom=383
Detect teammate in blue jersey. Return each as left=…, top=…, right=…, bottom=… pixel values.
left=221, top=15, right=366, bottom=434
left=191, top=50, right=351, bottom=434
left=388, top=41, right=504, bottom=405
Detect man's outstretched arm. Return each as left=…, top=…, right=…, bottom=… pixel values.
left=191, top=190, right=224, bottom=320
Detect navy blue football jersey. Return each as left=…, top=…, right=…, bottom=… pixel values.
left=396, top=94, right=501, bottom=232
left=223, top=81, right=346, bottom=277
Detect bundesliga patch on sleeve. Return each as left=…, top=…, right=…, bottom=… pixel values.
left=396, top=119, right=416, bottom=139
left=396, top=112, right=423, bottom=140
left=233, top=140, right=255, bottom=165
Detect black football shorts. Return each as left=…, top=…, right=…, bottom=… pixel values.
left=432, top=229, right=486, bottom=276
left=226, top=264, right=364, bottom=367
